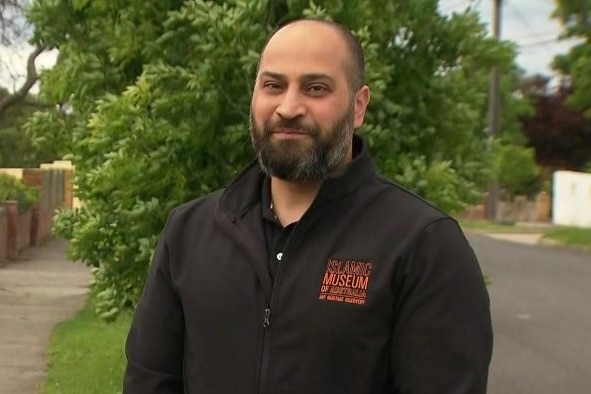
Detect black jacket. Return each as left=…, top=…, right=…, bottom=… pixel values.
left=124, top=136, right=493, bottom=393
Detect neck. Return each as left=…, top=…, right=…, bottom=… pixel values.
left=270, top=177, right=322, bottom=226
left=270, top=146, right=354, bottom=226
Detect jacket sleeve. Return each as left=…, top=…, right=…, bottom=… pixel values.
left=390, top=218, right=493, bottom=394
left=123, top=212, right=185, bottom=393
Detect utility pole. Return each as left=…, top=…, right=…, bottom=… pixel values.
left=486, top=0, right=502, bottom=221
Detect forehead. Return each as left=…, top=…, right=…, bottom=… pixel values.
left=258, top=22, right=349, bottom=81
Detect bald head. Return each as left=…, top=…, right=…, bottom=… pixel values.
left=258, top=18, right=365, bottom=93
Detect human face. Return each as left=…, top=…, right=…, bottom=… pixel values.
left=250, top=100, right=355, bottom=182
left=250, top=22, right=369, bottom=182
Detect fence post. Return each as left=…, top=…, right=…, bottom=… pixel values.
left=5, top=201, right=19, bottom=260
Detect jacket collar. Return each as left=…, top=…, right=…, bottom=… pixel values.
left=218, top=134, right=376, bottom=220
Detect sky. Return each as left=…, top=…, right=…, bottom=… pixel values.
left=439, top=0, right=581, bottom=77
left=0, top=0, right=582, bottom=93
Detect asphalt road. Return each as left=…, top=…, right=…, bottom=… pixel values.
left=467, top=233, right=591, bottom=394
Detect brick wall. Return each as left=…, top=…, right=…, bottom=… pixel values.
left=0, top=202, right=32, bottom=259
left=4, top=201, right=19, bottom=259
left=0, top=207, right=7, bottom=260
left=17, top=211, right=31, bottom=251
left=1, top=166, right=70, bottom=260
left=63, top=169, right=74, bottom=209
left=458, top=192, right=552, bottom=223
left=22, top=169, right=65, bottom=246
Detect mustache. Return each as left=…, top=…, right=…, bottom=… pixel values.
left=265, top=118, right=318, bottom=135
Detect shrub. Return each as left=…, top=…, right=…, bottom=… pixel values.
left=0, top=173, right=39, bottom=212
left=493, top=142, right=542, bottom=198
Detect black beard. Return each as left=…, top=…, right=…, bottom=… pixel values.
left=249, top=104, right=355, bottom=182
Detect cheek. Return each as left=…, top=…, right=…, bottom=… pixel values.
left=252, top=94, right=277, bottom=121
left=312, top=101, right=348, bottom=127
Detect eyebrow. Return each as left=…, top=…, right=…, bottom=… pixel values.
left=258, top=71, right=335, bottom=84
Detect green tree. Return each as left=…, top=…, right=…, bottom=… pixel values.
left=0, top=0, right=48, bottom=118
left=0, top=172, right=38, bottom=212
left=1, top=1, right=57, bottom=166
left=0, top=87, right=60, bottom=167
left=27, top=0, right=519, bottom=319
left=493, top=142, right=542, bottom=198
left=553, top=0, right=591, bottom=117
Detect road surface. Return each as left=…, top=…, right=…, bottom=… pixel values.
left=467, top=233, right=591, bottom=394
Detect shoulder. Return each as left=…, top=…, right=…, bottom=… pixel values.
left=366, top=172, right=475, bottom=254
left=174, top=189, right=224, bottom=216
left=163, top=189, right=225, bottom=236
left=368, top=174, right=451, bottom=228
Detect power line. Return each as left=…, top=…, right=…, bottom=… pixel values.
left=473, top=0, right=484, bottom=11
left=506, top=0, right=537, bottom=32
left=506, top=0, right=557, bottom=52
left=518, top=38, right=561, bottom=48
left=440, top=0, right=468, bottom=13
left=440, top=0, right=483, bottom=14
left=509, top=30, right=560, bottom=40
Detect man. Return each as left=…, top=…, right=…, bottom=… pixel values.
left=124, top=18, right=493, bottom=393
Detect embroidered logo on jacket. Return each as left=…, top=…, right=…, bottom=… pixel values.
left=319, top=258, right=373, bottom=305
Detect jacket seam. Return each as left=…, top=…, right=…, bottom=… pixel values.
left=398, top=216, right=456, bottom=262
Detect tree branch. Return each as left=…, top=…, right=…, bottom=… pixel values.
left=21, top=98, right=53, bottom=109
left=0, top=45, right=46, bottom=117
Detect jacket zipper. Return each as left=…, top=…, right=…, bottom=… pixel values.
left=257, top=222, right=302, bottom=394
left=263, top=308, right=271, bottom=328
left=221, top=210, right=273, bottom=394
left=257, top=304, right=271, bottom=394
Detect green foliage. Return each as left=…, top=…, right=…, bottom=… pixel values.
left=492, top=141, right=542, bottom=198
left=0, top=126, right=35, bottom=166
left=0, top=173, right=39, bottom=212
left=459, top=218, right=550, bottom=234
left=0, top=87, right=61, bottom=167
left=26, top=0, right=521, bottom=319
left=544, top=226, right=591, bottom=249
left=392, top=155, right=484, bottom=213
left=552, top=0, right=591, bottom=117
left=23, top=107, right=76, bottom=162
left=352, top=1, right=519, bottom=212
left=43, top=297, right=132, bottom=393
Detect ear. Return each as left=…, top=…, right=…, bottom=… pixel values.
left=353, top=85, right=371, bottom=128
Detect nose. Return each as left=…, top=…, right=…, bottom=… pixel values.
left=276, top=88, right=305, bottom=119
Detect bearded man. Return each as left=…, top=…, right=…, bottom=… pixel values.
left=123, top=18, right=493, bottom=394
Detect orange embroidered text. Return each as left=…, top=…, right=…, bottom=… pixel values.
left=319, top=259, right=372, bottom=305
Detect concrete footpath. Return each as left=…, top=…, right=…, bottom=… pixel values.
left=483, top=232, right=544, bottom=245
left=0, top=239, right=90, bottom=394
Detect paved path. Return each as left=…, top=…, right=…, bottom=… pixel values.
left=0, top=239, right=90, bottom=394
left=467, top=232, right=591, bottom=394
left=484, top=232, right=544, bottom=245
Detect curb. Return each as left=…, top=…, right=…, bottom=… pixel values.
left=538, top=237, right=591, bottom=254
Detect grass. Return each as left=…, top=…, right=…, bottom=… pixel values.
left=458, top=219, right=551, bottom=234
left=460, top=219, right=591, bottom=250
left=543, top=227, right=591, bottom=249
left=43, top=298, right=132, bottom=394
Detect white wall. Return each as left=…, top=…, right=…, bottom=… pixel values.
left=552, top=171, right=591, bottom=228
left=0, top=169, right=23, bottom=179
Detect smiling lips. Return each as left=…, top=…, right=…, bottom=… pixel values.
left=273, top=128, right=310, bottom=138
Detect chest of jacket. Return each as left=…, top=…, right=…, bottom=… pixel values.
left=169, top=191, right=418, bottom=393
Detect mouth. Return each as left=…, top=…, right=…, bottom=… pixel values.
left=274, top=127, right=307, bottom=134
left=272, top=128, right=310, bottom=138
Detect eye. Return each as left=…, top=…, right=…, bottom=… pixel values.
left=307, top=84, right=329, bottom=96
left=262, top=81, right=283, bottom=92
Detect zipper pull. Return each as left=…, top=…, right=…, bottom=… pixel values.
left=263, top=307, right=271, bottom=328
